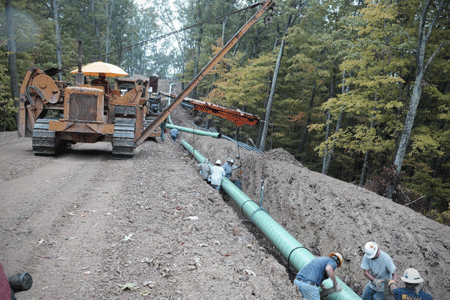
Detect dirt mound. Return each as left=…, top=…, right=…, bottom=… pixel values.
left=172, top=109, right=450, bottom=298
left=265, top=148, right=302, bottom=165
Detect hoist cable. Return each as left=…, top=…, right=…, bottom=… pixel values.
left=99, top=2, right=264, bottom=60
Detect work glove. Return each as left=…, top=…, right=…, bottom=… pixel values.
left=319, top=284, right=342, bottom=299
left=373, top=279, right=383, bottom=288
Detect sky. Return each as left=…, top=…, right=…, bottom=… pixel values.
left=134, top=0, right=149, bottom=8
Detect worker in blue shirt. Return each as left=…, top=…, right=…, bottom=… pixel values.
left=294, top=252, right=343, bottom=300
left=160, top=120, right=167, bottom=142
left=389, top=268, right=433, bottom=300
left=222, top=158, right=234, bottom=178
left=361, top=241, right=398, bottom=300
left=170, top=128, right=179, bottom=141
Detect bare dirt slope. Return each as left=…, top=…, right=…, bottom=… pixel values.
left=1, top=108, right=449, bottom=300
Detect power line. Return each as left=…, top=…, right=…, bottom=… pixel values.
left=99, top=2, right=264, bottom=60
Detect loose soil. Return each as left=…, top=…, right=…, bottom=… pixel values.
left=1, top=109, right=449, bottom=299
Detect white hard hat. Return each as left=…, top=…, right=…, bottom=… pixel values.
left=215, top=159, right=221, bottom=165
left=364, top=242, right=378, bottom=259
left=204, top=158, right=209, bottom=163
left=401, top=268, right=423, bottom=284
left=229, top=159, right=234, bottom=164
left=227, top=157, right=233, bottom=163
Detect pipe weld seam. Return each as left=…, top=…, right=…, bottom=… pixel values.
left=287, top=246, right=309, bottom=275
left=240, top=200, right=254, bottom=219
left=250, top=206, right=266, bottom=223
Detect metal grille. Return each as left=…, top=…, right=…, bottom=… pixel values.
left=68, top=93, right=98, bottom=122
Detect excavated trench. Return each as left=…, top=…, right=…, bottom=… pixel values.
left=171, top=107, right=450, bottom=299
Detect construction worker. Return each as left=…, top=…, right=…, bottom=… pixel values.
left=91, top=74, right=110, bottom=93
left=198, top=158, right=211, bottom=182
left=160, top=120, right=167, bottom=142
left=209, top=160, right=226, bottom=191
left=222, top=158, right=234, bottom=178
left=294, top=252, right=343, bottom=300
left=361, top=241, right=398, bottom=300
left=389, top=268, right=433, bottom=300
left=170, top=128, right=179, bottom=141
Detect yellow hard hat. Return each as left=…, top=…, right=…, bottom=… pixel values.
left=329, top=252, right=343, bottom=268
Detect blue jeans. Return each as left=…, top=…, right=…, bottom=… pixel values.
left=361, top=283, right=384, bottom=300
left=294, top=279, right=320, bottom=300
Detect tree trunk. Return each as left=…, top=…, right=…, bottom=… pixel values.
left=258, top=10, right=299, bottom=151
left=222, top=16, right=227, bottom=46
left=386, top=0, right=447, bottom=199
left=3, top=104, right=6, bottom=131
left=130, top=36, right=134, bottom=75
left=91, top=0, right=98, bottom=36
left=53, top=0, right=62, bottom=81
left=393, top=77, right=425, bottom=174
left=192, top=0, right=203, bottom=99
left=105, top=0, right=114, bottom=62
left=360, top=90, right=378, bottom=187
left=5, top=0, right=19, bottom=120
left=324, top=100, right=346, bottom=172
left=256, top=72, right=272, bottom=147
left=323, top=69, right=347, bottom=174
left=299, top=80, right=316, bottom=158
left=251, top=27, right=259, bottom=59
left=259, top=37, right=285, bottom=151
left=322, top=77, right=334, bottom=175
left=193, top=24, right=202, bottom=98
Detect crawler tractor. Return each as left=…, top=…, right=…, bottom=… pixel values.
left=18, top=62, right=162, bottom=157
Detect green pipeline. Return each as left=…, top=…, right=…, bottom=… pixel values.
left=180, top=140, right=362, bottom=300
left=166, top=124, right=221, bottom=138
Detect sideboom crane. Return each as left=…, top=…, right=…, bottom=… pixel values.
left=135, top=0, right=276, bottom=146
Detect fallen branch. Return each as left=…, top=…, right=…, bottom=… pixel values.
left=405, top=195, right=426, bottom=207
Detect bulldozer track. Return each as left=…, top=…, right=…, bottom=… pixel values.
left=144, top=117, right=156, bottom=130
left=32, top=119, right=57, bottom=156
left=112, top=119, right=135, bottom=158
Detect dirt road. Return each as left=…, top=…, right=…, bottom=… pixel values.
left=1, top=134, right=135, bottom=298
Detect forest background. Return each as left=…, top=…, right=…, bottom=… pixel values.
left=1, top=0, right=449, bottom=225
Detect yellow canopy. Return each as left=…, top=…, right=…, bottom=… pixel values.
left=70, top=61, right=128, bottom=77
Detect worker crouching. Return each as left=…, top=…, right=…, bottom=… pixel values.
left=294, top=252, right=343, bottom=300
left=361, top=241, right=398, bottom=300
left=198, top=158, right=210, bottom=182
left=209, top=160, right=226, bottom=191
